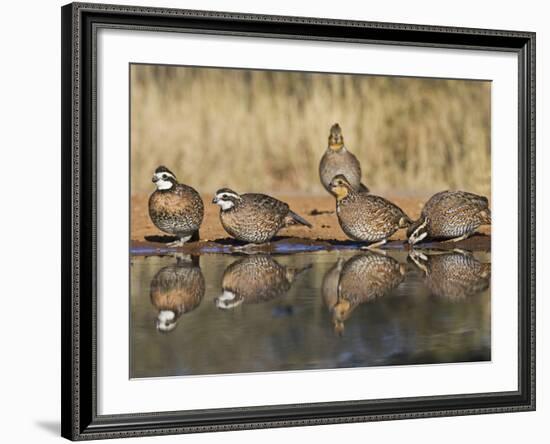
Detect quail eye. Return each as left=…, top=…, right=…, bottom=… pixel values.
left=162, top=174, right=168, bottom=179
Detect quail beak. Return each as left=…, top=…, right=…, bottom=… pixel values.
left=152, top=176, right=158, bottom=183
left=212, top=196, right=219, bottom=204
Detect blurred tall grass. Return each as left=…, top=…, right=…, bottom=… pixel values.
left=131, top=64, right=490, bottom=196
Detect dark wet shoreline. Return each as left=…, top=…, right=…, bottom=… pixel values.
left=130, top=233, right=491, bottom=256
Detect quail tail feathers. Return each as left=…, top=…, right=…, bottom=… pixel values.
left=286, top=211, right=313, bottom=228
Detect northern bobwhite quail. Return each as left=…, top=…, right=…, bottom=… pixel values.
left=407, top=190, right=491, bottom=245
left=329, top=174, right=412, bottom=249
left=319, top=123, right=369, bottom=193
left=212, top=188, right=312, bottom=244
left=408, top=249, right=491, bottom=301
left=215, top=255, right=310, bottom=309
left=149, top=255, right=205, bottom=332
left=148, top=166, right=204, bottom=247
left=332, top=251, right=406, bottom=334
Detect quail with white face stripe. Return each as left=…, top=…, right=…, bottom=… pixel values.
left=149, top=166, right=204, bottom=247
left=212, top=188, right=312, bottom=244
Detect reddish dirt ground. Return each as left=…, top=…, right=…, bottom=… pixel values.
left=131, top=193, right=491, bottom=254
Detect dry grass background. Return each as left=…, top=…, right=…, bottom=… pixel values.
left=131, top=64, right=491, bottom=196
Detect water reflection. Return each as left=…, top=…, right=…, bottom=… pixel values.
left=329, top=252, right=406, bottom=335
left=131, top=249, right=491, bottom=378
left=215, top=255, right=310, bottom=309
left=149, top=255, right=205, bottom=332
left=408, top=249, right=491, bottom=301
left=321, top=258, right=344, bottom=312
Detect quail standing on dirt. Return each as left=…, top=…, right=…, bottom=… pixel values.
left=212, top=188, right=312, bottom=244
left=407, top=190, right=491, bottom=245
left=148, top=166, right=204, bottom=247
left=329, top=175, right=412, bottom=249
left=319, top=123, right=369, bottom=193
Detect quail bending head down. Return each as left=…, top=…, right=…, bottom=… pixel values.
left=329, top=174, right=412, bottom=249
left=319, top=123, right=369, bottom=193
left=212, top=188, right=312, bottom=244
left=148, top=166, right=204, bottom=247
left=407, top=190, right=491, bottom=245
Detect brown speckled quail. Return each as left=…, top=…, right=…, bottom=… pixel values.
left=332, top=252, right=406, bottom=335
left=212, top=188, right=312, bottom=244
left=319, top=123, right=369, bottom=193
left=149, top=166, right=204, bottom=247
left=149, top=255, right=205, bottom=332
left=215, top=255, right=310, bottom=309
left=329, top=175, right=412, bottom=249
left=407, top=190, right=491, bottom=245
left=408, top=249, right=491, bottom=301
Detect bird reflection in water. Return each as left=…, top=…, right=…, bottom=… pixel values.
left=325, top=252, right=407, bottom=335
left=408, top=249, right=491, bottom=301
left=215, top=255, right=311, bottom=309
left=149, top=254, right=205, bottom=333
left=321, top=257, right=345, bottom=311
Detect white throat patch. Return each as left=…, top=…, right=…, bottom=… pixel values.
left=215, top=192, right=240, bottom=210
left=154, top=171, right=176, bottom=191
left=216, top=200, right=235, bottom=211
left=156, top=180, right=173, bottom=191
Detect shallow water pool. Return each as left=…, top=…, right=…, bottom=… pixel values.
left=130, top=249, right=491, bottom=378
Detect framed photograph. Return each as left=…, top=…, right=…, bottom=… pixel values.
left=61, top=2, right=535, bottom=440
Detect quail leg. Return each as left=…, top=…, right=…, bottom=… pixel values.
left=167, top=234, right=192, bottom=248
left=360, top=239, right=387, bottom=254
left=231, top=242, right=270, bottom=254
left=441, top=232, right=472, bottom=244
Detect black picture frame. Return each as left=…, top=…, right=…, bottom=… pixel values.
left=61, top=2, right=536, bottom=440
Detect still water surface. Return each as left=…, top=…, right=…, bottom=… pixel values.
left=130, top=250, right=490, bottom=378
